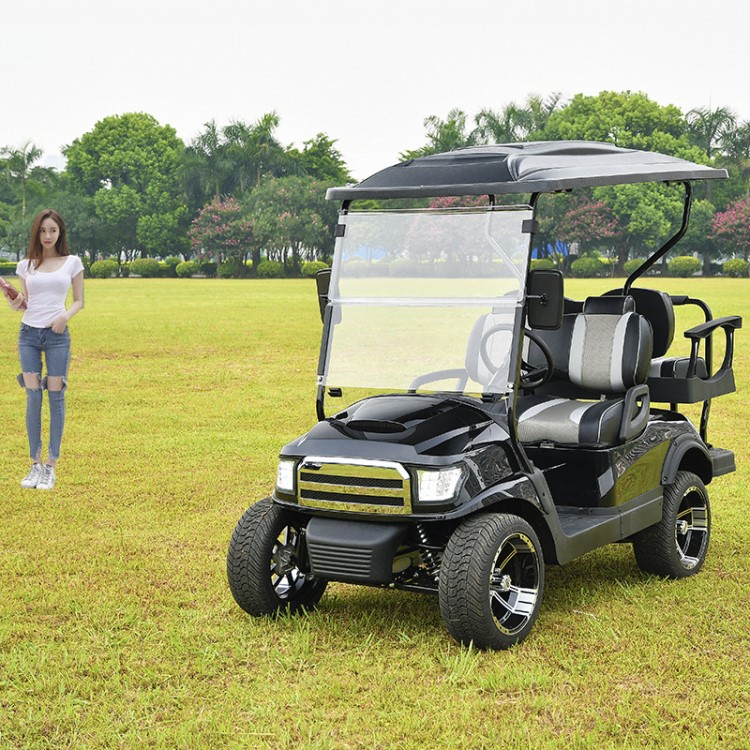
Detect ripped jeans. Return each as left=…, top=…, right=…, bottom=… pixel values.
left=18, top=323, right=71, bottom=463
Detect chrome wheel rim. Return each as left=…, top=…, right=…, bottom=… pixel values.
left=488, top=532, right=540, bottom=635
left=270, top=526, right=307, bottom=599
left=675, top=486, right=709, bottom=570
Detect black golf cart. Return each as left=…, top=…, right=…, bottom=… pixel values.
left=227, top=141, right=742, bottom=649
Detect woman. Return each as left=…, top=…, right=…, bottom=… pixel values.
left=7, top=209, right=84, bottom=489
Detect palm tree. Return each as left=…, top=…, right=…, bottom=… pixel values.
left=686, top=106, right=737, bottom=203
left=523, top=93, right=564, bottom=138
left=182, top=120, right=233, bottom=204
left=475, top=93, right=563, bottom=144
left=475, top=103, right=527, bottom=144
left=686, top=106, right=736, bottom=159
left=720, top=120, right=750, bottom=195
left=1, top=140, right=43, bottom=220
left=224, top=113, right=295, bottom=191
left=401, top=109, right=479, bottom=160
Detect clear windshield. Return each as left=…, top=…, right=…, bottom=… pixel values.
left=321, top=206, right=533, bottom=395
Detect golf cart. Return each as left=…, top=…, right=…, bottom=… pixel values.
left=227, top=141, right=742, bottom=649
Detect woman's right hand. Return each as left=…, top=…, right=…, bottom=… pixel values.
left=7, top=291, right=26, bottom=310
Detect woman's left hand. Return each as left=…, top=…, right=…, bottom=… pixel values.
left=50, top=316, right=68, bottom=334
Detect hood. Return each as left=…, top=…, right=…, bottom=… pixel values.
left=286, top=394, right=509, bottom=460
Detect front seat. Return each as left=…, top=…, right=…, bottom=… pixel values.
left=517, top=296, right=652, bottom=448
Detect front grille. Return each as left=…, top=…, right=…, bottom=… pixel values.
left=297, top=458, right=412, bottom=515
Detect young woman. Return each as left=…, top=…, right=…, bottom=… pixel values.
left=7, top=209, right=84, bottom=489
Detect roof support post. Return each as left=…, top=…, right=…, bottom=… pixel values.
left=624, top=181, right=693, bottom=293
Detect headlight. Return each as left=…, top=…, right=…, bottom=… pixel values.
left=276, top=459, right=296, bottom=493
left=417, top=467, right=463, bottom=503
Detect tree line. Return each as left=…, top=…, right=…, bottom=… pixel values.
left=2, top=91, right=750, bottom=277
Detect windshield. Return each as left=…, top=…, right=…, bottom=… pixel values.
left=320, top=206, right=533, bottom=395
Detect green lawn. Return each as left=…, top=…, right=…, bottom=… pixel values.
left=1, top=277, right=749, bottom=749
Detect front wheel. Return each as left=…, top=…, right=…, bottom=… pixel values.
left=227, top=497, right=327, bottom=616
left=632, top=471, right=711, bottom=578
left=439, top=513, right=544, bottom=650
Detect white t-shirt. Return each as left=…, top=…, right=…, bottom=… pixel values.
left=16, top=255, right=84, bottom=328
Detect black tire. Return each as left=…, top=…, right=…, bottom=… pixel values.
left=227, top=497, right=327, bottom=616
left=633, top=471, right=711, bottom=578
left=438, top=513, right=544, bottom=650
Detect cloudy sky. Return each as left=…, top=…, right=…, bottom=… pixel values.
left=3, top=0, right=748, bottom=181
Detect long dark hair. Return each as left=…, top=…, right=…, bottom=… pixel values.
left=27, top=208, right=70, bottom=268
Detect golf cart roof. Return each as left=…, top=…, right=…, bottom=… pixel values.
left=326, top=141, right=727, bottom=201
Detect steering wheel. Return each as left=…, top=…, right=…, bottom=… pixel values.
left=479, top=324, right=554, bottom=390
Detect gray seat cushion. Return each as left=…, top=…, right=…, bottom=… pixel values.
left=517, top=395, right=627, bottom=447
left=518, top=296, right=652, bottom=448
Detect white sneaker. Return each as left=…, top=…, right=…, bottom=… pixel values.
left=21, top=463, right=44, bottom=489
left=36, top=465, right=56, bottom=490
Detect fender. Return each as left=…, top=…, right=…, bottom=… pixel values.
left=661, top=433, right=712, bottom=485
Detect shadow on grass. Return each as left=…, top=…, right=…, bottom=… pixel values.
left=254, top=543, right=659, bottom=646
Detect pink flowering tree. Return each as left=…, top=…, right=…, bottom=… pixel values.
left=557, top=198, right=621, bottom=255
left=711, top=197, right=750, bottom=261
left=187, top=198, right=254, bottom=269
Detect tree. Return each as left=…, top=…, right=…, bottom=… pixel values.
left=246, top=175, right=338, bottom=272
left=475, top=93, right=563, bottom=143
left=595, top=182, right=685, bottom=271
left=686, top=106, right=736, bottom=203
left=188, top=197, right=255, bottom=269
left=686, top=106, right=736, bottom=160
left=557, top=197, right=621, bottom=255
left=224, top=112, right=293, bottom=189
left=679, top=199, right=717, bottom=275
left=287, top=133, right=351, bottom=183
left=401, top=109, right=479, bottom=159
left=64, top=113, right=188, bottom=261
left=181, top=120, right=234, bottom=207
left=711, top=197, right=750, bottom=261
left=543, top=90, right=703, bottom=160
left=720, top=120, right=750, bottom=197
left=1, top=140, right=44, bottom=221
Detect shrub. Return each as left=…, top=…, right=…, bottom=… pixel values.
left=667, top=256, right=701, bottom=277
left=217, top=259, right=250, bottom=278
left=343, top=258, right=368, bottom=277
left=301, top=260, right=329, bottom=278
left=129, top=258, right=162, bottom=277
left=388, top=258, right=420, bottom=277
left=623, top=258, right=643, bottom=275
left=89, top=259, right=119, bottom=278
left=530, top=258, right=555, bottom=271
left=0, top=261, right=17, bottom=275
left=570, top=256, right=604, bottom=278
left=723, top=258, right=748, bottom=278
left=256, top=260, right=285, bottom=279
left=120, top=263, right=130, bottom=278
left=199, top=261, right=218, bottom=278
left=176, top=261, right=199, bottom=278
left=163, top=256, right=182, bottom=277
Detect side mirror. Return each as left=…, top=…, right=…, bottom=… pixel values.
left=315, top=268, right=332, bottom=323
left=527, top=269, right=563, bottom=330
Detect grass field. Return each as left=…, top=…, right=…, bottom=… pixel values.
left=0, top=277, right=749, bottom=749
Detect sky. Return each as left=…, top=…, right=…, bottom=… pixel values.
left=3, top=0, right=749, bottom=182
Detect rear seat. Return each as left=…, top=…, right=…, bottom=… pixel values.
left=604, top=287, right=740, bottom=403
left=528, top=287, right=741, bottom=405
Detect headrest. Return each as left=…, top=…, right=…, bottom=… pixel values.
left=582, top=295, right=635, bottom=315
left=604, top=287, right=675, bottom=357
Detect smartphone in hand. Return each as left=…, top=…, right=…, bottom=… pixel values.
left=0, top=276, right=27, bottom=309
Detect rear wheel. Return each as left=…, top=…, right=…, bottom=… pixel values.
left=633, top=471, right=710, bottom=578
left=439, top=513, right=544, bottom=650
left=227, top=497, right=327, bottom=615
